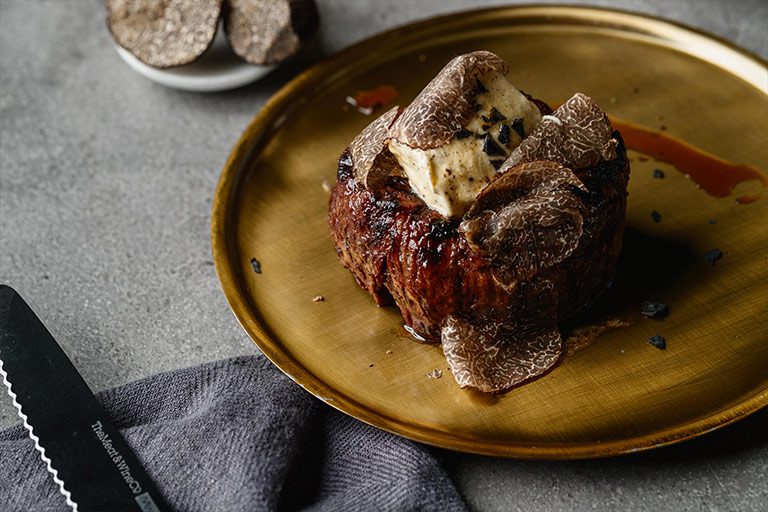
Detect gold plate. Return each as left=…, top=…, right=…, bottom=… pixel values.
left=211, top=6, right=768, bottom=458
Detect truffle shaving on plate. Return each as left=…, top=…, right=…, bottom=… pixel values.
left=328, top=51, right=629, bottom=393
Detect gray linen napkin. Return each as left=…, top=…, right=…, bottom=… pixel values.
left=0, top=356, right=468, bottom=512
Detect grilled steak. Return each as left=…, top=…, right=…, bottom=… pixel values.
left=328, top=52, right=630, bottom=393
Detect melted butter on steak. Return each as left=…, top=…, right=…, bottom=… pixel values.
left=388, top=53, right=542, bottom=217
left=346, top=51, right=542, bottom=217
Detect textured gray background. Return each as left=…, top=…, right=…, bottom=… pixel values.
left=1, top=0, right=766, bottom=510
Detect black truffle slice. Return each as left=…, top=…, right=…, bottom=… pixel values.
left=442, top=313, right=562, bottom=393
left=389, top=51, right=509, bottom=150
left=106, top=0, right=222, bottom=69
left=349, top=106, right=402, bottom=189
left=501, top=93, right=617, bottom=172
left=224, top=0, right=319, bottom=65
left=460, top=160, right=587, bottom=285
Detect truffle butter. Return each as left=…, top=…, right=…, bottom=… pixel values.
left=388, top=72, right=542, bottom=217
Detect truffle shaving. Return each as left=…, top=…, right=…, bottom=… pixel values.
left=460, top=160, right=587, bottom=284
left=349, top=106, right=402, bottom=189
left=106, top=0, right=222, bottom=68
left=502, top=93, right=617, bottom=171
left=442, top=314, right=562, bottom=393
left=388, top=51, right=508, bottom=150
left=224, top=0, right=319, bottom=65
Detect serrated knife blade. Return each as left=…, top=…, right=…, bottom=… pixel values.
left=0, top=285, right=168, bottom=512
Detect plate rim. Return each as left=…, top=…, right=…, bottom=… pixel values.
left=211, top=4, right=768, bottom=459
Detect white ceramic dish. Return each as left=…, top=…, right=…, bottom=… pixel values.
left=114, top=24, right=274, bottom=92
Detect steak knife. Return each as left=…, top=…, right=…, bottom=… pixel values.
left=0, top=285, right=168, bottom=512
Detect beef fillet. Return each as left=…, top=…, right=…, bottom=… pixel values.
left=328, top=54, right=630, bottom=393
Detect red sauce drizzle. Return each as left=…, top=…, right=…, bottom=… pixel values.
left=354, top=85, right=398, bottom=110
left=736, top=194, right=762, bottom=204
left=610, top=118, right=768, bottom=198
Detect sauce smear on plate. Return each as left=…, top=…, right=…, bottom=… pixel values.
left=612, top=119, right=768, bottom=198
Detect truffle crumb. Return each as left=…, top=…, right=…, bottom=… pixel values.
left=641, top=301, right=669, bottom=318
left=426, top=369, right=443, bottom=379
left=651, top=211, right=662, bottom=223
left=455, top=128, right=472, bottom=140
left=649, top=334, right=666, bottom=350
left=482, top=134, right=506, bottom=156
left=482, top=107, right=506, bottom=124
left=498, top=123, right=511, bottom=145
left=250, top=258, right=262, bottom=274
left=386, top=349, right=392, bottom=354
left=369, top=363, right=374, bottom=368
left=704, top=248, right=723, bottom=266
left=653, top=169, right=665, bottom=179
left=511, top=118, right=525, bottom=139
left=312, top=295, right=325, bottom=302
left=490, top=159, right=504, bottom=170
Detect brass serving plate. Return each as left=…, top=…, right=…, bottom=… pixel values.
left=211, top=6, right=768, bottom=458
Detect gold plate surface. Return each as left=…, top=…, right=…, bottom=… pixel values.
left=211, top=6, right=768, bottom=458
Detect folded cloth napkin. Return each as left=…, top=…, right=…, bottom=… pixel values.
left=0, top=356, right=468, bottom=512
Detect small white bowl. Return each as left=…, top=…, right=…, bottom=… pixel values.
left=114, top=24, right=274, bottom=92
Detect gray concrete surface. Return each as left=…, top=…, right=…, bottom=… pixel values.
left=1, top=0, right=766, bottom=510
